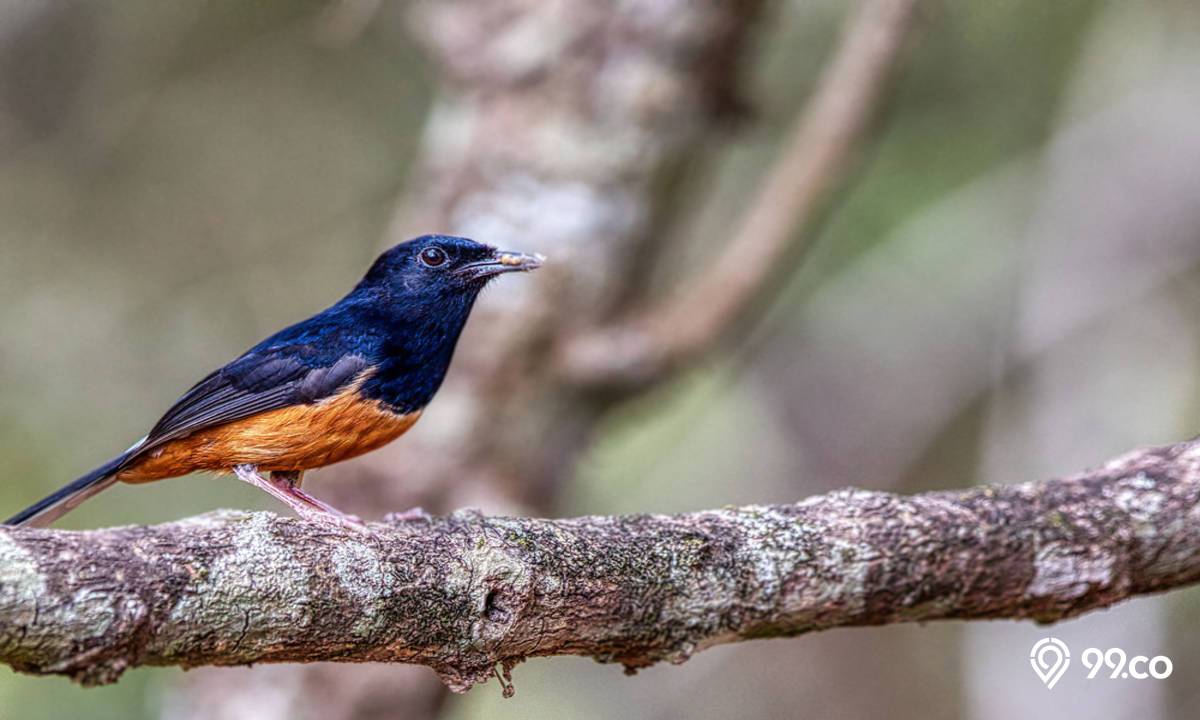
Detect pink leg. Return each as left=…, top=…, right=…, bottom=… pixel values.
left=274, top=471, right=364, bottom=521
left=233, top=465, right=365, bottom=529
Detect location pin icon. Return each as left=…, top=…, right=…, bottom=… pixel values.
left=1030, top=638, right=1071, bottom=689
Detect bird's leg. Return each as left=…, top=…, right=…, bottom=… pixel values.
left=233, top=465, right=314, bottom=517
left=269, top=470, right=364, bottom=525
left=272, top=471, right=424, bottom=526
left=271, top=469, right=306, bottom=488
left=233, top=465, right=364, bottom=529
left=274, top=469, right=426, bottom=525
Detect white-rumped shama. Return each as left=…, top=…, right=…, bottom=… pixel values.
left=5, top=235, right=542, bottom=528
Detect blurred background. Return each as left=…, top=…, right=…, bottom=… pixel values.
left=3, top=0, right=1200, bottom=718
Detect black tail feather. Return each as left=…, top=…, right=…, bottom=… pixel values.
left=5, top=453, right=130, bottom=527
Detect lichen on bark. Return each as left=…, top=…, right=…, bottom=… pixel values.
left=3, top=440, right=1200, bottom=693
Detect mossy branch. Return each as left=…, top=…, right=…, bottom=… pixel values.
left=4, top=440, right=1200, bottom=694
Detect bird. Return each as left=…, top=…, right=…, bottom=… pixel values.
left=5, top=234, right=543, bottom=528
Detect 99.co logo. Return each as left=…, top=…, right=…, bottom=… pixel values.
left=1081, top=647, right=1173, bottom=681
left=1031, top=638, right=1173, bottom=689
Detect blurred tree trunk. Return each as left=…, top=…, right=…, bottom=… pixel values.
left=166, top=1, right=766, bottom=718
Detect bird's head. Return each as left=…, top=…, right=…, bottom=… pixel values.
left=360, top=235, right=543, bottom=300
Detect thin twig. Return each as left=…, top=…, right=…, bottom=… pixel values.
left=557, top=0, right=921, bottom=390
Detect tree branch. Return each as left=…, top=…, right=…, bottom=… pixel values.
left=4, top=439, right=1200, bottom=693
left=557, top=0, right=921, bottom=390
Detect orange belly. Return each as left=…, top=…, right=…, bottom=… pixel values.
left=118, top=388, right=421, bottom=483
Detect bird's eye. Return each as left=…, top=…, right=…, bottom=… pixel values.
left=419, top=247, right=448, bottom=268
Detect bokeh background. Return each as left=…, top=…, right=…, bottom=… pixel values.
left=3, top=1, right=1200, bottom=718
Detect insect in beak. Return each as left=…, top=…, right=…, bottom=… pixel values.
left=455, top=249, right=545, bottom=280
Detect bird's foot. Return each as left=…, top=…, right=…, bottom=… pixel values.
left=384, top=506, right=432, bottom=523
left=234, top=465, right=367, bottom=531
left=284, top=484, right=367, bottom=530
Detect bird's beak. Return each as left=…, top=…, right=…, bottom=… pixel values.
left=456, top=249, right=545, bottom=280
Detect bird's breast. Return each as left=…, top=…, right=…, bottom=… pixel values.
left=118, top=385, right=422, bottom=483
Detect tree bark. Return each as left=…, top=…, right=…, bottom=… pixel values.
left=5, top=439, right=1200, bottom=694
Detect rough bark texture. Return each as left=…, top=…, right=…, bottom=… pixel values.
left=4, top=440, right=1200, bottom=694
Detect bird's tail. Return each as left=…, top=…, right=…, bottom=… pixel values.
left=4, top=453, right=131, bottom=528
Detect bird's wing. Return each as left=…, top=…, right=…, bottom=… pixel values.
left=136, top=349, right=372, bottom=454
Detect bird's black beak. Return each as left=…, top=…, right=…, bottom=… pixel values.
left=455, top=248, right=545, bottom=281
